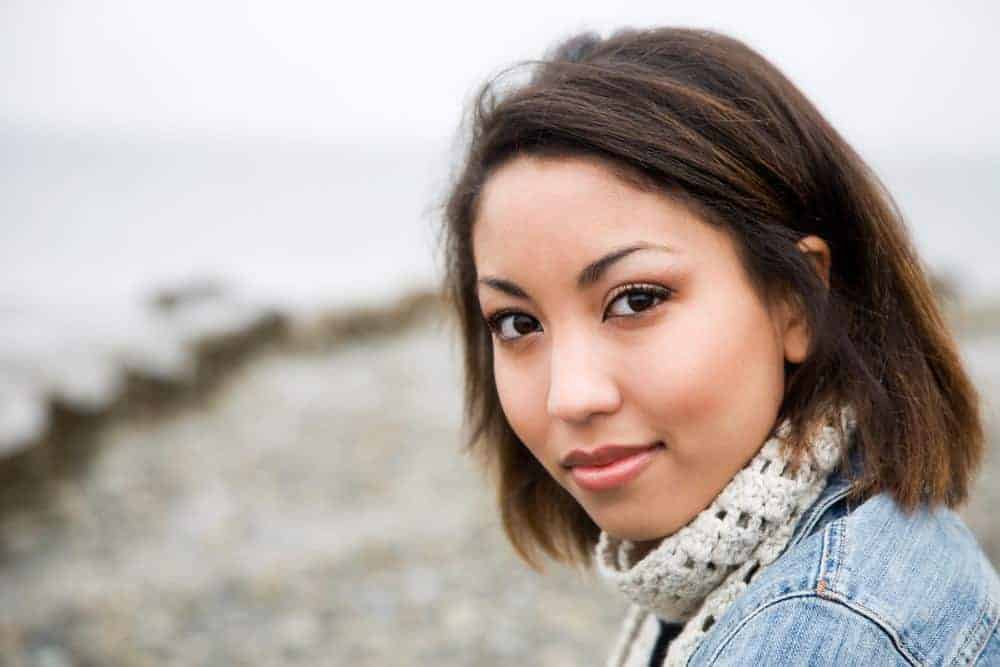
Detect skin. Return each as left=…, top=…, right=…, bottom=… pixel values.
left=472, top=154, right=831, bottom=546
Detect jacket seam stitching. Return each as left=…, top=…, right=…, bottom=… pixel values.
left=834, top=514, right=846, bottom=591
left=816, top=516, right=924, bottom=664
left=704, top=591, right=920, bottom=666
left=958, top=598, right=999, bottom=666
left=816, top=588, right=924, bottom=665
left=817, top=516, right=842, bottom=592
left=818, top=518, right=995, bottom=667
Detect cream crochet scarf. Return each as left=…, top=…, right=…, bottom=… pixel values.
left=595, top=404, right=857, bottom=666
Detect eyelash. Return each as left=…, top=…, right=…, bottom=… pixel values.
left=483, top=283, right=674, bottom=343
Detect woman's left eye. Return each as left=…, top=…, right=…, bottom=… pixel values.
left=604, top=284, right=673, bottom=319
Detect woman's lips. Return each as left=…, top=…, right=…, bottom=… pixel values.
left=568, top=443, right=663, bottom=492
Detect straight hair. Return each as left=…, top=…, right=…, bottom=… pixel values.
left=436, top=26, right=984, bottom=570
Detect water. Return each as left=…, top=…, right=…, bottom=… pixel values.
left=0, top=128, right=459, bottom=450
left=1, top=128, right=998, bottom=315
left=0, top=128, right=452, bottom=315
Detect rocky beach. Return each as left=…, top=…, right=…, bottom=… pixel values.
left=4, top=5, right=999, bottom=664
left=0, top=295, right=997, bottom=666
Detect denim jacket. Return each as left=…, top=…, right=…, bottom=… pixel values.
left=667, top=457, right=1000, bottom=665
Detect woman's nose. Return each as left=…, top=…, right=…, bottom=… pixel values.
left=545, top=334, right=622, bottom=423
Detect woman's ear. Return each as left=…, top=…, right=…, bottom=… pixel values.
left=780, top=235, right=831, bottom=364
left=797, top=235, right=831, bottom=289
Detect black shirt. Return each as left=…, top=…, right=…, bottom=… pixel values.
left=649, top=619, right=684, bottom=666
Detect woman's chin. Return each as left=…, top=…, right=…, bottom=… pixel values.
left=593, top=512, right=681, bottom=543
left=579, top=490, right=691, bottom=542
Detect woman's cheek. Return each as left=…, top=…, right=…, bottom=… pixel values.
left=494, top=360, right=546, bottom=454
left=636, top=322, right=728, bottom=417
left=494, top=361, right=522, bottom=428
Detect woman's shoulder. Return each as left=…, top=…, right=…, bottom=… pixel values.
left=812, top=494, right=1000, bottom=663
left=693, top=492, right=1000, bottom=665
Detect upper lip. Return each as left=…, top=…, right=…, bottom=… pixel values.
left=560, top=442, right=661, bottom=468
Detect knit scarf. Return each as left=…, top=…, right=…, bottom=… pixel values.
left=595, top=404, right=857, bottom=666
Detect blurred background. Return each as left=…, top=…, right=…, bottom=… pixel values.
left=1, top=1, right=998, bottom=665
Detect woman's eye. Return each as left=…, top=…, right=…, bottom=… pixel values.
left=485, top=284, right=672, bottom=343
left=605, top=285, right=672, bottom=319
left=487, top=312, right=540, bottom=342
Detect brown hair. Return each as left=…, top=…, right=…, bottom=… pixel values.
left=435, top=26, right=984, bottom=570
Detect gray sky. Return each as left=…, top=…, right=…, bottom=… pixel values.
left=2, top=1, right=998, bottom=155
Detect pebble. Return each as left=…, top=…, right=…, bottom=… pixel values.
left=0, top=316, right=994, bottom=665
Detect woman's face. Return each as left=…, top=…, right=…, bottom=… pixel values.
left=472, top=155, right=817, bottom=542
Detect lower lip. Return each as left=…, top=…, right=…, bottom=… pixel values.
left=569, top=444, right=662, bottom=492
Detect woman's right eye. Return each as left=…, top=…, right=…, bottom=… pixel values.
left=485, top=311, right=541, bottom=342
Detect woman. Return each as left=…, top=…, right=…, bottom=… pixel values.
left=437, top=27, right=1000, bottom=665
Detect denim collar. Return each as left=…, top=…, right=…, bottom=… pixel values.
left=788, top=444, right=862, bottom=547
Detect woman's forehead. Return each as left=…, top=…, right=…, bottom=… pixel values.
left=476, top=154, right=644, bottom=223
left=472, top=156, right=733, bottom=274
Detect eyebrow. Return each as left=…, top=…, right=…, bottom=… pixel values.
left=477, top=242, right=677, bottom=299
